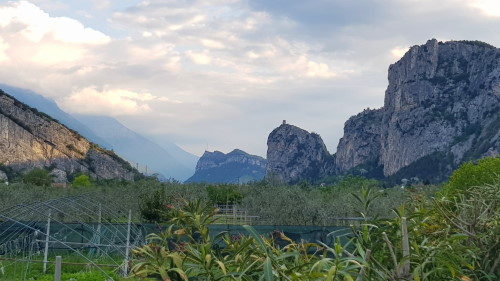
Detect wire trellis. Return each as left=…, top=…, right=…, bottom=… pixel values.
left=0, top=194, right=146, bottom=281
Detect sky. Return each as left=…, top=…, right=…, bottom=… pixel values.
left=0, top=0, right=500, bottom=157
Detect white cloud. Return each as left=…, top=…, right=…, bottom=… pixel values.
left=281, top=55, right=337, bottom=79
left=201, top=39, right=225, bottom=49
left=391, top=46, right=409, bottom=60
left=0, top=38, right=9, bottom=62
left=2, top=0, right=500, bottom=157
left=61, top=87, right=157, bottom=115
left=0, top=1, right=109, bottom=44
left=466, top=0, right=500, bottom=17
left=185, top=50, right=212, bottom=65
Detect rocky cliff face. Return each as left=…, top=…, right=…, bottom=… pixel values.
left=185, top=149, right=266, bottom=183
left=335, top=109, right=383, bottom=173
left=336, top=39, right=500, bottom=181
left=266, top=123, right=335, bottom=184
left=267, top=39, right=500, bottom=184
left=0, top=89, right=136, bottom=181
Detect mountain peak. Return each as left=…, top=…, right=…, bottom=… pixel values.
left=186, top=149, right=266, bottom=184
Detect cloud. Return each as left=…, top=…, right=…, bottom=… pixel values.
left=0, top=38, right=9, bottom=62
left=391, top=47, right=410, bottom=60
left=1, top=0, right=500, bottom=157
left=60, top=87, right=158, bottom=115
left=185, top=49, right=212, bottom=65
left=0, top=0, right=109, bottom=44
left=466, top=0, right=500, bottom=17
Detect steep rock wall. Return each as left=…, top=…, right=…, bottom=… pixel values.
left=266, top=123, right=334, bottom=184
left=0, top=90, right=136, bottom=181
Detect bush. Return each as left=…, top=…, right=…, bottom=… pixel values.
left=72, top=174, right=92, bottom=187
left=445, top=156, right=500, bottom=195
left=206, top=184, right=243, bottom=205
left=23, top=168, right=52, bottom=186
left=139, top=188, right=168, bottom=223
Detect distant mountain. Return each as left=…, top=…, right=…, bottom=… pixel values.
left=0, top=89, right=136, bottom=181
left=1, top=84, right=198, bottom=181
left=185, top=149, right=267, bottom=184
left=73, top=115, right=195, bottom=181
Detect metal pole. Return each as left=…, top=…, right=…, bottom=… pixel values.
left=123, top=210, right=132, bottom=276
left=54, top=256, right=61, bottom=281
left=97, top=204, right=102, bottom=246
left=43, top=209, right=51, bottom=274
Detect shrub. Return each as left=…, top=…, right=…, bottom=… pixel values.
left=72, top=174, right=92, bottom=187
left=206, top=184, right=243, bottom=205
left=139, top=188, right=168, bottom=223
left=445, top=156, right=500, bottom=195
left=23, top=168, right=52, bottom=186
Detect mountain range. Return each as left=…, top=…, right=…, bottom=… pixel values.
left=0, top=84, right=198, bottom=181
left=0, top=89, right=136, bottom=181
left=185, top=149, right=267, bottom=184
left=266, top=39, right=500, bottom=184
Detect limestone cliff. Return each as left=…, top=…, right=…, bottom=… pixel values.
left=185, top=149, right=266, bottom=184
left=337, top=39, right=500, bottom=181
left=266, top=123, right=335, bottom=184
left=267, top=39, right=500, bottom=184
left=0, top=89, right=136, bottom=181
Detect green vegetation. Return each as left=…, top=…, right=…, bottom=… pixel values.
left=386, top=151, right=455, bottom=185
left=72, top=174, right=92, bottom=187
left=23, top=167, right=53, bottom=186
left=0, top=253, right=126, bottom=281
left=206, top=184, right=243, bottom=205
left=130, top=179, right=500, bottom=280
left=139, top=186, right=169, bottom=223
left=445, top=156, right=500, bottom=195
left=0, top=158, right=498, bottom=280
left=459, top=40, right=496, bottom=49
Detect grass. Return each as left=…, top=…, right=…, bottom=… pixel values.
left=0, top=253, right=130, bottom=281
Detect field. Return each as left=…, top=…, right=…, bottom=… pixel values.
left=0, top=158, right=499, bottom=280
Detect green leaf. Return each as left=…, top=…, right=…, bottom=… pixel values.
left=263, top=257, right=274, bottom=281
left=243, top=225, right=267, bottom=251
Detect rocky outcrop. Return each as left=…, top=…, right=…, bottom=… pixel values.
left=0, top=89, right=137, bottom=181
left=185, top=149, right=266, bottom=183
left=267, top=40, right=500, bottom=184
left=49, top=168, right=67, bottom=183
left=335, top=109, right=383, bottom=172
left=266, top=123, right=335, bottom=184
left=337, top=39, right=500, bottom=181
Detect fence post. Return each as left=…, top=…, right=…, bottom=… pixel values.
left=401, top=217, right=410, bottom=278
left=43, top=209, right=52, bottom=274
left=54, top=256, right=61, bottom=281
left=97, top=203, right=102, bottom=245
left=123, top=209, right=132, bottom=276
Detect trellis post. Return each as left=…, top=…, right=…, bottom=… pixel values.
left=54, top=256, right=61, bottom=281
left=123, top=209, right=132, bottom=276
left=43, top=209, right=51, bottom=274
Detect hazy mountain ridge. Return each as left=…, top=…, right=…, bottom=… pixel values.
left=267, top=39, right=500, bottom=183
left=0, top=89, right=136, bottom=181
left=73, top=114, right=196, bottom=181
left=185, top=149, right=267, bottom=184
left=0, top=84, right=112, bottom=149
left=1, top=84, right=198, bottom=181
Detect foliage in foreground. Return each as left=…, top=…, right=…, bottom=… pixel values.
left=444, top=156, right=500, bottom=195
left=130, top=178, right=500, bottom=280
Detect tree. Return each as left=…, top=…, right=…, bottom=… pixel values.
left=445, top=156, right=500, bottom=195
left=24, top=168, right=52, bottom=186
left=72, top=174, right=92, bottom=187
left=206, top=185, right=243, bottom=205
